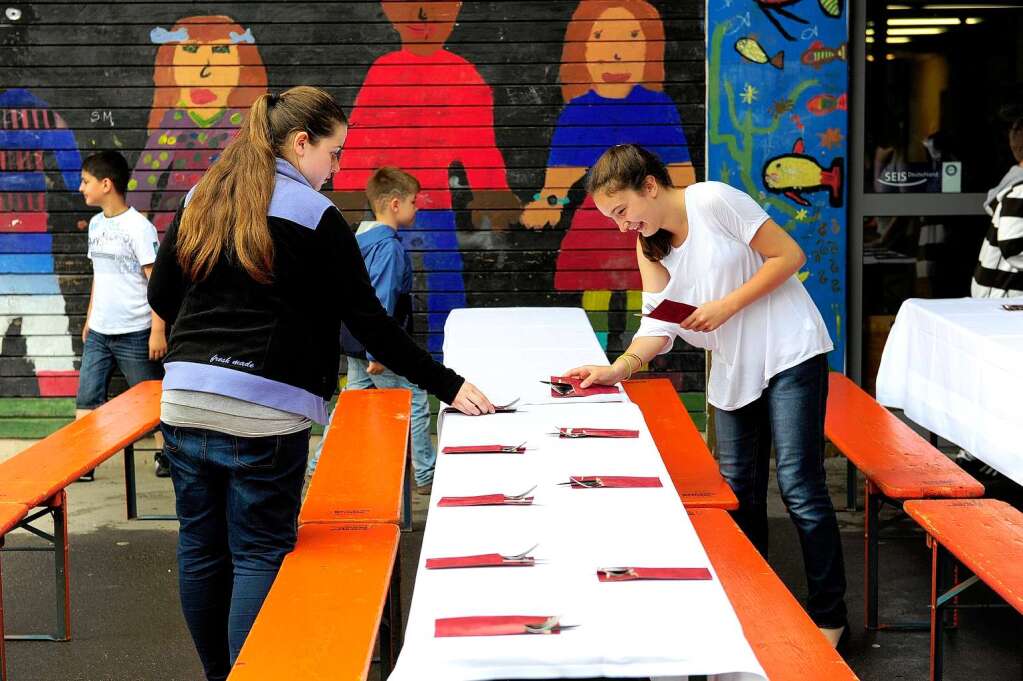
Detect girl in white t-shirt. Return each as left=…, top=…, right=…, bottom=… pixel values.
left=567, top=144, right=847, bottom=645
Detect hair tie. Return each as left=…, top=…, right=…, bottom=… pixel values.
left=268, top=92, right=280, bottom=106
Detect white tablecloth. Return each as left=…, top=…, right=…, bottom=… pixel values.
left=390, top=308, right=766, bottom=681
left=442, top=307, right=624, bottom=407
left=875, top=297, right=1023, bottom=484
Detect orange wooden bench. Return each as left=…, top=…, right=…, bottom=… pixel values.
left=298, top=388, right=412, bottom=526
left=229, top=523, right=401, bottom=681
left=0, top=380, right=162, bottom=667
left=904, top=499, right=1023, bottom=681
left=232, top=389, right=412, bottom=679
left=690, top=508, right=859, bottom=681
left=623, top=379, right=738, bottom=510
left=825, top=372, right=984, bottom=630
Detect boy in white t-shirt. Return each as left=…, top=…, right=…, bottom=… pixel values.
left=77, top=151, right=168, bottom=478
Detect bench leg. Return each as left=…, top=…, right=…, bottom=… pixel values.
left=2, top=491, right=71, bottom=644
left=1, top=554, right=6, bottom=681
left=865, top=481, right=880, bottom=630
left=400, top=441, right=413, bottom=533
left=124, top=442, right=176, bottom=522
left=845, top=460, right=858, bottom=511
left=53, top=491, right=70, bottom=642
left=378, top=553, right=403, bottom=673
left=930, top=540, right=949, bottom=681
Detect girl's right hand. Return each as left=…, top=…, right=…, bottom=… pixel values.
left=563, top=363, right=626, bottom=389
left=450, top=381, right=496, bottom=416
left=81, top=324, right=89, bottom=343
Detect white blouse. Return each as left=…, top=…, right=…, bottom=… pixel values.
left=635, top=181, right=833, bottom=411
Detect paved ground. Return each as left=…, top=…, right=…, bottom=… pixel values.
left=1, top=434, right=1021, bottom=681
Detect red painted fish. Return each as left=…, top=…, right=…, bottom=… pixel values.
left=801, top=40, right=847, bottom=68
left=806, top=93, right=848, bottom=116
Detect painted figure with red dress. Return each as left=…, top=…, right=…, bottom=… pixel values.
left=330, top=1, right=521, bottom=354
left=128, top=15, right=268, bottom=232
left=523, top=0, right=694, bottom=350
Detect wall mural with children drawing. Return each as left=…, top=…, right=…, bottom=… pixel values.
left=0, top=1, right=710, bottom=436
left=706, top=0, right=848, bottom=369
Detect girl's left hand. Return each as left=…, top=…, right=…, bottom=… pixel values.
left=680, top=299, right=737, bottom=333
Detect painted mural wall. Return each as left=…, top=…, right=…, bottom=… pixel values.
left=0, top=1, right=707, bottom=437
left=706, top=0, right=848, bottom=369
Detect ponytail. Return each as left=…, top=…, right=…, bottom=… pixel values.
left=176, top=86, right=347, bottom=283
left=586, top=143, right=674, bottom=262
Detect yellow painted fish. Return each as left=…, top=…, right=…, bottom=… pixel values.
left=734, top=37, right=785, bottom=70
left=801, top=40, right=847, bottom=69
left=762, top=138, right=844, bottom=207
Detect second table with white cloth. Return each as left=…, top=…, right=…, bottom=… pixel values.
left=875, top=297, right=1023, bottom=485
left=388, top=308, right=767, bottom=681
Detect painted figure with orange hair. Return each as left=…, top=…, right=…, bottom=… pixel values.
left=128, top=16, right=267, bottom=230
left=523, top=0, right=694, bottom=349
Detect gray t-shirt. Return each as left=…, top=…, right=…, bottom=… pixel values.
left=161, top=389, right=311, bottom=437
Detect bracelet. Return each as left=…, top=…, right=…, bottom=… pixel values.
left=615, top=356, right=634, bottom=381
left=622, top=352, right=644, bottom=374
left=532, top=192, right=570, bottom=207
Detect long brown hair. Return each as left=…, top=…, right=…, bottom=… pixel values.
left=586, top=143, right=674, bottom=262
left=558, top=0, right=666, bottom=103
left=176, top=86, right=347, bottom=284
left=148, top=15, right=267, bottom=133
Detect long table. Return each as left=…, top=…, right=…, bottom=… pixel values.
left=875, top=297, right=1023, bottom=485
left=390, top=307, right=766, bottom=681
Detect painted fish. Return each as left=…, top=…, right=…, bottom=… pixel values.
left=762, top=138, right=844, bottom=207
left=806, top=93, right=847, bottom=116
left=818, top=0, right=841, bottom=18
left=735, top=37, right=784, bottom=69
left=801, top=40, right=847, bottom=68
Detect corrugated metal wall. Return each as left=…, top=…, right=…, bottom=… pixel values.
left=0, top=0, right=706, bottom=437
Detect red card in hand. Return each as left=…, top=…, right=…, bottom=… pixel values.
left=549, top=375, right=620, bottom=399
left=565, top=476, right=662, bottom=489
left=435, top=615, right=564, bottom=637
left=644, top=299, right=699, bottom=324
left=558, top=427, right=639, bottom=439
left=426, top=553, right=534, bottom=569
left=597, top=567, right=712, bottom=582
left=442, top=444, right=526, bottom=454
left=438, top=494, right=534, bottom=507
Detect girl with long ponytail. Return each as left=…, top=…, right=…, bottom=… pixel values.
left=148, top=85, right=493, bottom=680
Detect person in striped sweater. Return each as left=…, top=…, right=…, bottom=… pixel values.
left=972, top=117, right=1023, bottom=298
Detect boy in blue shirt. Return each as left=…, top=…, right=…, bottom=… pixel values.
left=308, top=167, right=436, bottom=493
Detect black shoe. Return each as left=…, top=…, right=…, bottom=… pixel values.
left=77, top=468, right=96, bottom=483
left=154, top=451, right=171, bottom=478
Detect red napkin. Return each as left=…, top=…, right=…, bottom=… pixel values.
left=426, top=553, right=534, bottom=569
left=644, top=299, right=699, bottom=323
left=549, top=375, right=620, bottom=399
left=557, top=427, right=639, bottom=439
left=566, top=476, right=662, bottom=489
left=442, top=444, right=526, bottom=454
left=435, top=615, right=564, bottom=637
left=597, top=567, right=712, bottom=582
left=438, top=494, right=534, bottom=507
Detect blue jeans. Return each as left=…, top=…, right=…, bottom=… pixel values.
left=714, top=353, right=847, bottom=627
left=76, top=328, right=164, bottom=408
left=307, top=357, right=436, bottom=486
left=161, top=424, right=310, bottom=681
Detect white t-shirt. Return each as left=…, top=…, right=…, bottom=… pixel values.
left=635, top=182, right=833, bottom=411
left=87, top=207, right=159, bottom=335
